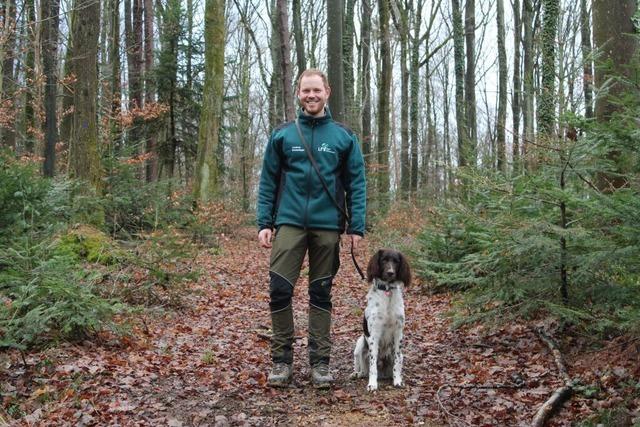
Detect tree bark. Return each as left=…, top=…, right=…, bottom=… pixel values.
left=360, top=0, right=372, bottom=170
left=464, top=0, right=477, bottom=165
left=343, top=0, right=357, bottom=130
left=377, top=0, right=392, bottom=206
left=537, top=0, right=559, bottom=141
left=451, top=0, right=467, bottom=167
left=512, top=0, right=522, bottom=172
left=1, top=0, right=17, bottom=148
left=593, top=0, right=638, bottom=190
left=41, top=0, right=60, bottom=177
left=194, top=0, right=226, bottom=203
left=23, top=0, right=37, bottom=154
left=277, top=0, right=295, bottom=121
left=580, top=0, right=593, bottom=119
left=327, top=0, right=344, bottom=122
left=409, top=0, right=423, bottom=197
left=522, top=0, right=535, bottom=165
left=292, top=0, right=305, bottom=79
left=144, top=0, right=158, bottom=181
left=69, top=0, right=102, bottom=189
left=495, top=0, right=507, bottom=172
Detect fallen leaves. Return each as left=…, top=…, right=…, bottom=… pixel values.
left=1, top=226, right=638, bottom=426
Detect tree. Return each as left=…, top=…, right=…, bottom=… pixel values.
left=537, top=0, right=560, bottom=140
left=41, top=0, right=61, bottom=177
left=277, top=0, right=295, bottom=121
left=144, top=0, right=158, bottom=181
left=292, top=0, right=306, bottom=79
left=522, top=0, right=536, bottom=165
left=0, top=0, right=17, bottom=148
left=464, top=0, right=477, bottom=165
left=327, top=0, right=344, bottom=122
left=377, top=0, right=392, bottom=206
left=68, top=0, right=101, bottom=189
left=593, top=0, right=638, bottom=190
left=343, top=0, right=358, bottom=131
left=451, top=0, right=467, bottom=166
left=360, top=0, right=372, bottom=170
left=194, top=0, right=226, bottom=203
left=496, top=0, right=507, bottom=172
left=512, top=0, right=522, bottom=171
left=581, top=0, right=593, bottom=119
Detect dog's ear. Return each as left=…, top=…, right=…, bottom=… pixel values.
left=367, top=249, right=383, bottom=282
left=399, top=253, right=412, bottom=287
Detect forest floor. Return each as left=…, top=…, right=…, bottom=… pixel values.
left=1, top=225, right=640, bottom=426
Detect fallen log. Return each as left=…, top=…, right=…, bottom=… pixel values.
left=531, top=328, right=573, bottom=427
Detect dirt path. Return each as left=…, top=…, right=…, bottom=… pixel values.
left=3, top=226, right=621, bottom=426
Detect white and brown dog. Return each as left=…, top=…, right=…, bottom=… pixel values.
left=352, top=249, right=411, bottom=391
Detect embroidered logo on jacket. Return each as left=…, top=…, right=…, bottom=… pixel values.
left=317, top=143, right=336, bottom=154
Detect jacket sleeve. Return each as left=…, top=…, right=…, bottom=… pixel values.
left=344, top=134, right=366, bottom=236
left=256, top=133, right=282, bottom=231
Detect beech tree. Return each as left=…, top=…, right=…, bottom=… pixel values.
left=194, top=0, right=226, bottom=202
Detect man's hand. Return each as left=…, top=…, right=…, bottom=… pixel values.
left=258, top=229, right=273, bottom=248
left=350, top=234, right=363, bottom=250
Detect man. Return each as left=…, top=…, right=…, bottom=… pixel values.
left=257, top=69, right=366, bottom=388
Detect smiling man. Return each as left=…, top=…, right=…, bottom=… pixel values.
left=256, top=69, right=366, bottom=388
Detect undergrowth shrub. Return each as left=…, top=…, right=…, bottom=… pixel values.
left=414, top=121, right=640, bottom=336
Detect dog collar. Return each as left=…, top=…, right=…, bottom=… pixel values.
left=375, top=280, right=398, bottom=292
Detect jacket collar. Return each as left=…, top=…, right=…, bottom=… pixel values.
left=297, top=108, right=332, bottom=126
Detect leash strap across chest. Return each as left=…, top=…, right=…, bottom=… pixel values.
left=294, top=119, right=365, bottom=281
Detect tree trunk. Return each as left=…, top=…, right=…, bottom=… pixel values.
left=496, top=0, right=507, bottom=172
left=277, top=0, right=295, bottom=121
left=292, top=0, right=305, bottom=79
left=537, top=0, right=560, bottom=141
left=110, top=0, right=122, bottom=151
left=144, top=0, right=158, bottom=181
left=409, top=0, right=423, bottom=198
left=464, top=0, right=477, bottom=166
left=41, top=0, right=60, bottom=177
left=522, top=0, right=535, bottom=165
left=360, top=0, right=372, bottom=170
left=451, top=0, right=467, bottom=166
left=194, top=0, right=226, bottom=203
left=512, top=0, right=522, bottom=172
left=23, top=0, right=37, bottom=154
left=268, top=0, right=283, bottom=129
left=157, top=0, right=180, bottom=179
left=377, top=0, right=392, bottom=207
left=343, top=0, right=357, bottom=131
left=580, top=0, right=593, bottom=119
left=391, top=0, right=410, bottom=199
left=593, top=0, right=638, bottom=190
left=1, top=0, right=17, bottom=148
left=125, top=0, right=143, bottom=150
left=69, top=0, right=101, bottom=189
left=327, top=0, right=344, bottom=122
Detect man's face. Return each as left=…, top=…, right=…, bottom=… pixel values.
left=297, top=75, right=330, bottom=117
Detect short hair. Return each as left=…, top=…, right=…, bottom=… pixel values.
left=297, top=69, right=330, bottom=90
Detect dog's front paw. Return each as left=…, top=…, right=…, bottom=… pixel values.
left=367, top=382, right=378, bottom=392
left=393, top=379, right=404, bottom=388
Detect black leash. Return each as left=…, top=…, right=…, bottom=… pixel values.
left=295, top=119, right=365, bottom=281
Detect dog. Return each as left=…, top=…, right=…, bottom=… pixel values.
left=352, top=249, right=411, bottom=391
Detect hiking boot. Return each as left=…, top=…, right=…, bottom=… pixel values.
left=311, top=363, right=333, bottom=389
left=268, top=363, right=293, bottom=387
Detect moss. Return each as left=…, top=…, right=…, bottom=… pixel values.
left=54, top=225, right=123, bottom=265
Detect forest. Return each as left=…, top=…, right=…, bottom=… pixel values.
left=0, top=0, right=639, bottom=424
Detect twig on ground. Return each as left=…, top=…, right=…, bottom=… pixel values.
left=532, top=328, right=573, bottom=427
left=436, top=381, right=525, bottom=426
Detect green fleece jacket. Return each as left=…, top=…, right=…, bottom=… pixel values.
left=257, top=109, right=366, bottom=235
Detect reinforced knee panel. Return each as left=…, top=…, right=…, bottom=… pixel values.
left=269, top=271, right=294, bottom=312
left=309, top=276, right=333, bottom=311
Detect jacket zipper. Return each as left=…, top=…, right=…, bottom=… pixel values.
left=303, top=121, right=315, bottom=229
